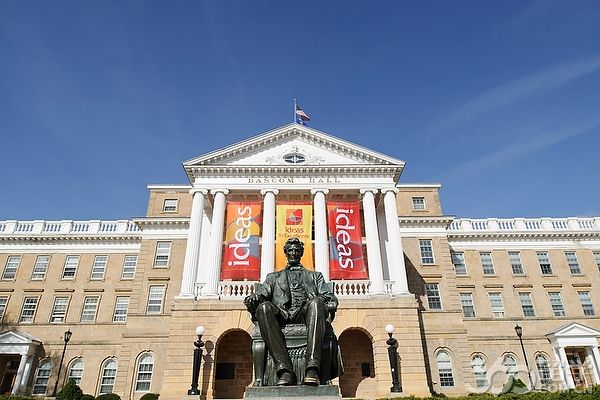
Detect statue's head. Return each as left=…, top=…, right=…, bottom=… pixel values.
left=283, top=237, right=304, bottom=266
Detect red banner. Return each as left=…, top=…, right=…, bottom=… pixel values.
left=221, top=202, right=262, bottom=280
left=327, top=201, right=368, bottom=279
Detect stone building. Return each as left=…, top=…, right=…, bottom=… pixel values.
left=0, top=124, right=599, bottom=399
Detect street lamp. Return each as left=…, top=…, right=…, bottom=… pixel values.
left=188, top=326, right=205, bottom=395
left=514, top=324, right=534, bottom=389
left=52, top=329, right=72, bottom=396
left=385, top=324, right=402, bottom=393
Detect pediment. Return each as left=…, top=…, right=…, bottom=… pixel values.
left=0, top=330, right=40, bottom=345
left=547, top=322, right=600, bottom=338
left=183, top=124, right=405, bottom=181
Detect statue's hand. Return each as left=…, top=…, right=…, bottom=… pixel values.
left=244, top=293, right=262, bottom=312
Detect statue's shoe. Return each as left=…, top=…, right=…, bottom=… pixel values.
left=276, top=371, right=295, bottom=386
left=302, top=368, right=319, bottom=386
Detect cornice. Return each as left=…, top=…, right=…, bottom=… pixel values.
left=133, top=218, right=190, bottom=229
left=398, top=216, right=455, bottom=228
left=0, top=235, right=141, bottom=243
left=185, top=165, right=403, bottom=178
left=447, top=231, right=600, bottom=241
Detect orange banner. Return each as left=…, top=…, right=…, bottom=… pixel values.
left=327, top=201, right=368, bottom=279
left=275, top=202, right=313, bottom=270
left=221, top=202, right=262, bottom=280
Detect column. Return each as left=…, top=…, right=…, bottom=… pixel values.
left=382, top=188, right=410, bottom=295
left=179, top=188, right=207, bottom=298
left=201, top=189, right=229, bottom=298
left=260, top=188, right=279, bottom=281
left=588, top=346, right=600, bottom=384
left=557, top=346, right=576, bottom=389
left=311, top=188, right=330, bottom=280
left=11, top=354, right=28, bottom=394
left=360, top=189, right=385, bottom=295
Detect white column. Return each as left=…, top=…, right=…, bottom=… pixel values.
left=588, top=346, right=600, bottom=384
left=382, top=188, right=410, bottom=295
left=311, top=188, right=330, bottom=280
left=201, top=189, right=229, bottom=298
left=557, top=346, right=576, bottom=389
left=260, top=188, right=279, bottom=281
left=11, top=354, right=28, bottom=394
left=360, top=189, right=385, bottom=295
left=179, top=188, right=207, bottom=298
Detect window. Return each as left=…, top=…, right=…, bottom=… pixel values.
left=154, top=241, right=171, bottom=267
left=419, top=239, right=435, bottom=264
left=578, top=291, right=595, bottom=316
left=565, top=252, right=581, bottom=275
left=471, top=355, right=488, bottom=388
left=451, top=252, right=467, bottom=275
left=90, top=255, right=108, bottom=280
left=62, top=255, right=80, bottom=279
left=460, top=293, right=475, bottom=318
left=162, top=199, right=178, bottom=213
left=68, top=359, right=84, bottom=386
left=0, top=296, right=8, bottom=322
left=2, top=255, right=21, bottom=280
left=113, top=296, right=130, bottom=323
left=99, top=359, right=117, bottom=394
left=147, top=286, right=166, bottom=314
left=135, top=353, right=154, bottom=392
left=593, top=252, right=600, bottom=271
left=121, top=255, right=138, bottom=279
left=425, top=283, right=442, bottom=310
left=548, top=292, right=566, bottom=317
left=519, top=292, right=536, bottom=317
left=488, top=292, right=504, bottom=318
left=412, top=197, right=425, bottom=210
left=509, top=252, right=524, bottom=275
left=80, top=296, right=100, bottom=323
left=19, top=296, right=39, bottom=323
left=537, top=252, right=553, bottom=275
left=503, top=355, right=517, bottom=378
left=535, top=354, right=552, bottom=385
left=31, top=255, right=50, bottom=280
left=480, top=252, right=495, bottom=275
left=32, top=359, right=52, bottom=395
left=436, top=351, right=454, bottom=387
left=50, top=296, right=70, bottom=323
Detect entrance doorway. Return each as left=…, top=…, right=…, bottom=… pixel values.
left=566, top=349, right=592, bottom=388
left=0, top=358, right=20, bottom=394
left=213, top=330, right=252, bottom=399
left=338, top=329, right=375, bottom=398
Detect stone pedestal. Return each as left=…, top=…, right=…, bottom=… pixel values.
left=244, top=385, right=341, bottom=400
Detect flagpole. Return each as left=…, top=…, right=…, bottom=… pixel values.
left=293, top=98, right=297, bottom=124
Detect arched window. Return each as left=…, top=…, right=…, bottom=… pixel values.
left=135, top=353, right=154, bottom=392
left=32, top=359, right=52, bottom=395
left=471, top=355, right=488, bottom=388
left=503, top=354, right=517, bottom=378
left=99, top=358, right=117, bottom=394
left=436, top=350, right=454, bottom=387
left=535, top=354, right=552, bottom=385
left=68, top=359, right=84, bottom=386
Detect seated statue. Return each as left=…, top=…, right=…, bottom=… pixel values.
left=244, top=237, right=340, bottom=386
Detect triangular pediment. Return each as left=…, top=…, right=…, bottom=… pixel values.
left=0, top=330, right=41, bottom=345
left=183, top=124, right=405, bottom=182
left=548, top=322, right=600, bottom=338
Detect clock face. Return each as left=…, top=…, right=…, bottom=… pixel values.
left=283, top=153, right=306, bottom=164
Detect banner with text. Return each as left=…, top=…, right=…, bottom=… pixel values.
left=221, top=201, right=262, bottom=280
left=327, top=201, right=368, bottom=279
left=276, top=202, right=314, bottom=271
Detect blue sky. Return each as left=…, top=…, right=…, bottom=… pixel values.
left=1, top=1, right=599, bottom=221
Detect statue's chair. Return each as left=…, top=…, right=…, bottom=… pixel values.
left=249, top=283, right=342, bottom=386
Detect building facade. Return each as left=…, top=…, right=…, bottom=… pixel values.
left=1, top=124, right=599, bottom=399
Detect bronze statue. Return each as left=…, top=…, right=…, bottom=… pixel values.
left=244, top=237, right=339, bottom=386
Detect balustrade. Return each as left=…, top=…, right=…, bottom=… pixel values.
left=449, top=217, right=600, bottom=233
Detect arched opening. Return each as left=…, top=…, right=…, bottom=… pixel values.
left=213, top=330, right=252, bottom=399
left=338, top=328, right=375, bottom=398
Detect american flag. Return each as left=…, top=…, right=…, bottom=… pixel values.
left=295, top=104, right=310, bottom=125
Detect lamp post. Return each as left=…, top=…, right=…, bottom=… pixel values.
left=52, top=329, right=72, bottom=397
left=514, top=324, right=534, bottom=389
left=385, top=324, right=402, bottom=392
left=188, top=326, right=205, bottom=395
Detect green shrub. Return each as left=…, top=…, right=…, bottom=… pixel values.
left=139, top=393, right=159, bottom=400
left=96, top=393, right=121, bottom=400
left=57, top=379, right=83, bottom=400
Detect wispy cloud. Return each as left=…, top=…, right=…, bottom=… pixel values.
left=427, top=55, right=600, bottom=136
left=437, top=120, right=600, bottom=184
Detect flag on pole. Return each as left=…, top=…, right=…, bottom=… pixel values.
left=295, top=104, right=310, bottom=125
